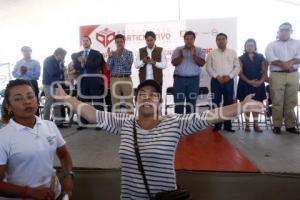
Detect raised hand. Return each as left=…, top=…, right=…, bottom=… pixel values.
left=179, top=49, right=184, bottom=58
left=107, top=47, right=113, bottom=57
left=191, top=46, right=196, bottom=57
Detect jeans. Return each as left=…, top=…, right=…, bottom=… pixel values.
left=173, top=75, right=199, bottom=114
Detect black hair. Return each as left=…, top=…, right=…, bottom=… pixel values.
left=83, top=36, right=92, bottom=42
left=244, top=38, right=257, bottom=52
left=184, top=31, right=196, bottom=39
left=1, top=80, right=35, bottom=124
left=115, top=34, right=125, bottom=40
left=144, top=31, right=156, bottom=40
left=216, top=33, right=228, bottom=40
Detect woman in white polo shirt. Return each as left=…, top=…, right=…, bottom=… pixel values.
left=0, top=80, right=73, bottom=200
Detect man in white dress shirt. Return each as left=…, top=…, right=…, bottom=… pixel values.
left=265, top=22, right=300, bottom=134
left=206, top=33, right=240, bottom=132
left=135, top=31, right=167, bottom=87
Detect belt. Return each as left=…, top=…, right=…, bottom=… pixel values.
left=174, top=75, right=199, bottom=78
left=111, top=74, right=130, bottom=78
left=272, top=69, right=297, bottom=73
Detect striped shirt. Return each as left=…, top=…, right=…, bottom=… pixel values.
left=96, top=111, right=210, bottom=199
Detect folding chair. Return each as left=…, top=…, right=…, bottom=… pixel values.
left=164, top=87, right=174, bottom=115
left=264, top=85, right=273, bottom=129
left=196, top=87, right=212, bottom=111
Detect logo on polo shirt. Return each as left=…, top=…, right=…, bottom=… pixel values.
left=47, top=136, right=56, bottom=146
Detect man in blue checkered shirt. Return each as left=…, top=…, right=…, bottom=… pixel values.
left=107, top=34, right=134, bottom=113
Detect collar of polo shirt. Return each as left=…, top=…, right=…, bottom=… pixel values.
left=9, top=116, right=43, bottom=131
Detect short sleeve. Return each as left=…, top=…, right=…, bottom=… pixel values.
left=51, top=123, right=66, bottom=148
left=295, top=40, right=300, bottom=59
left=0, top=139, right=8, bottom=165
left=171, top=47, right=180, bottom=60
left=265, top=43, right=279, bottom=63
left=197, top=47, right=206, bottom=60
left=176, top=111, right=211, bottom=136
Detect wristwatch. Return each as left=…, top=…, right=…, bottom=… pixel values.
left=63, top=171, right=75, bottom=179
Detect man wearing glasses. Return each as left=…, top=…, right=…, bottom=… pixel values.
left=265, top=22, right=300, bottom=134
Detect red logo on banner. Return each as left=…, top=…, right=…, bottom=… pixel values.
left=96, top=28, right=115, bottom=47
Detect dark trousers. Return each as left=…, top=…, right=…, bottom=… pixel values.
left=29, top=80, right=40, bottom=116
left=78, top=77, right=104, bottom=125
left=173, top=75, right=199, bottom=114
left=105, top=89, right=112, bottom=112
left=211, top=78, right=234, bottom=129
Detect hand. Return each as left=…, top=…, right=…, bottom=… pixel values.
left=28, top=187, right=54, bottom=200
left=191, top=46, right=196, bottom=57
left=59, top=176, right=73, bottom=200
left=179, top=49, right=184, bottom=58
left=216, top=76, right=224, bottom=84
left=149, top=58, right=156, bottom=65
left=282, top=61, right=293, bottom=71
left=107, top=47, right=113, bottom=57
left=142, top=57, right=148, bottom=64
left=252, top=80, right=262, bottom=87
left=222, top=75, right=231, bottom=83
left=241, top=94, right=265, bottom=114
left=79, top=56, right=86, bottom=67
left=20, top=66, right=27, bottom=75
left=248, top=79, right=256, bottom=86
left=54, top=83, right=69, bottom=100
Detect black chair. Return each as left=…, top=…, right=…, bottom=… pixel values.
left=164, top=87, right=174, bottom=115
left=264, top=85, right=273, bottom=129
left=165, top=86, right=212, bottom=115
left=196, top=87, right=211, bottom=111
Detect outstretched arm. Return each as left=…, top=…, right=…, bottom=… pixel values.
left=178, top=94, right=264, bottom=136
left=207, top=94, right=264, bottom=125
left=55, top=84, right=97, bottom=123
left=55, top=84, right=130, bottom=135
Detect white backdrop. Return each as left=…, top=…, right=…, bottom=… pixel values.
left=0, top=63, right=12, bottom=91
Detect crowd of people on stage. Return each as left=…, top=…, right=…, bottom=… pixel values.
left=0, top=21, right=298, bottom=199
left=2, top=22, right=300, bottom=134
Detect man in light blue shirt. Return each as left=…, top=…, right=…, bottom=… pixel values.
left=12, top=46, right=41, bottom=115
left=171, top=31, right=206, bottom=114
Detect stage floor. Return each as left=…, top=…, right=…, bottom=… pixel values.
left=56, top=126, right=300, bottom=174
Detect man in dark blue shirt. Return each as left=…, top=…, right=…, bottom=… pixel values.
left=43, top=48, right=67, bottom=127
